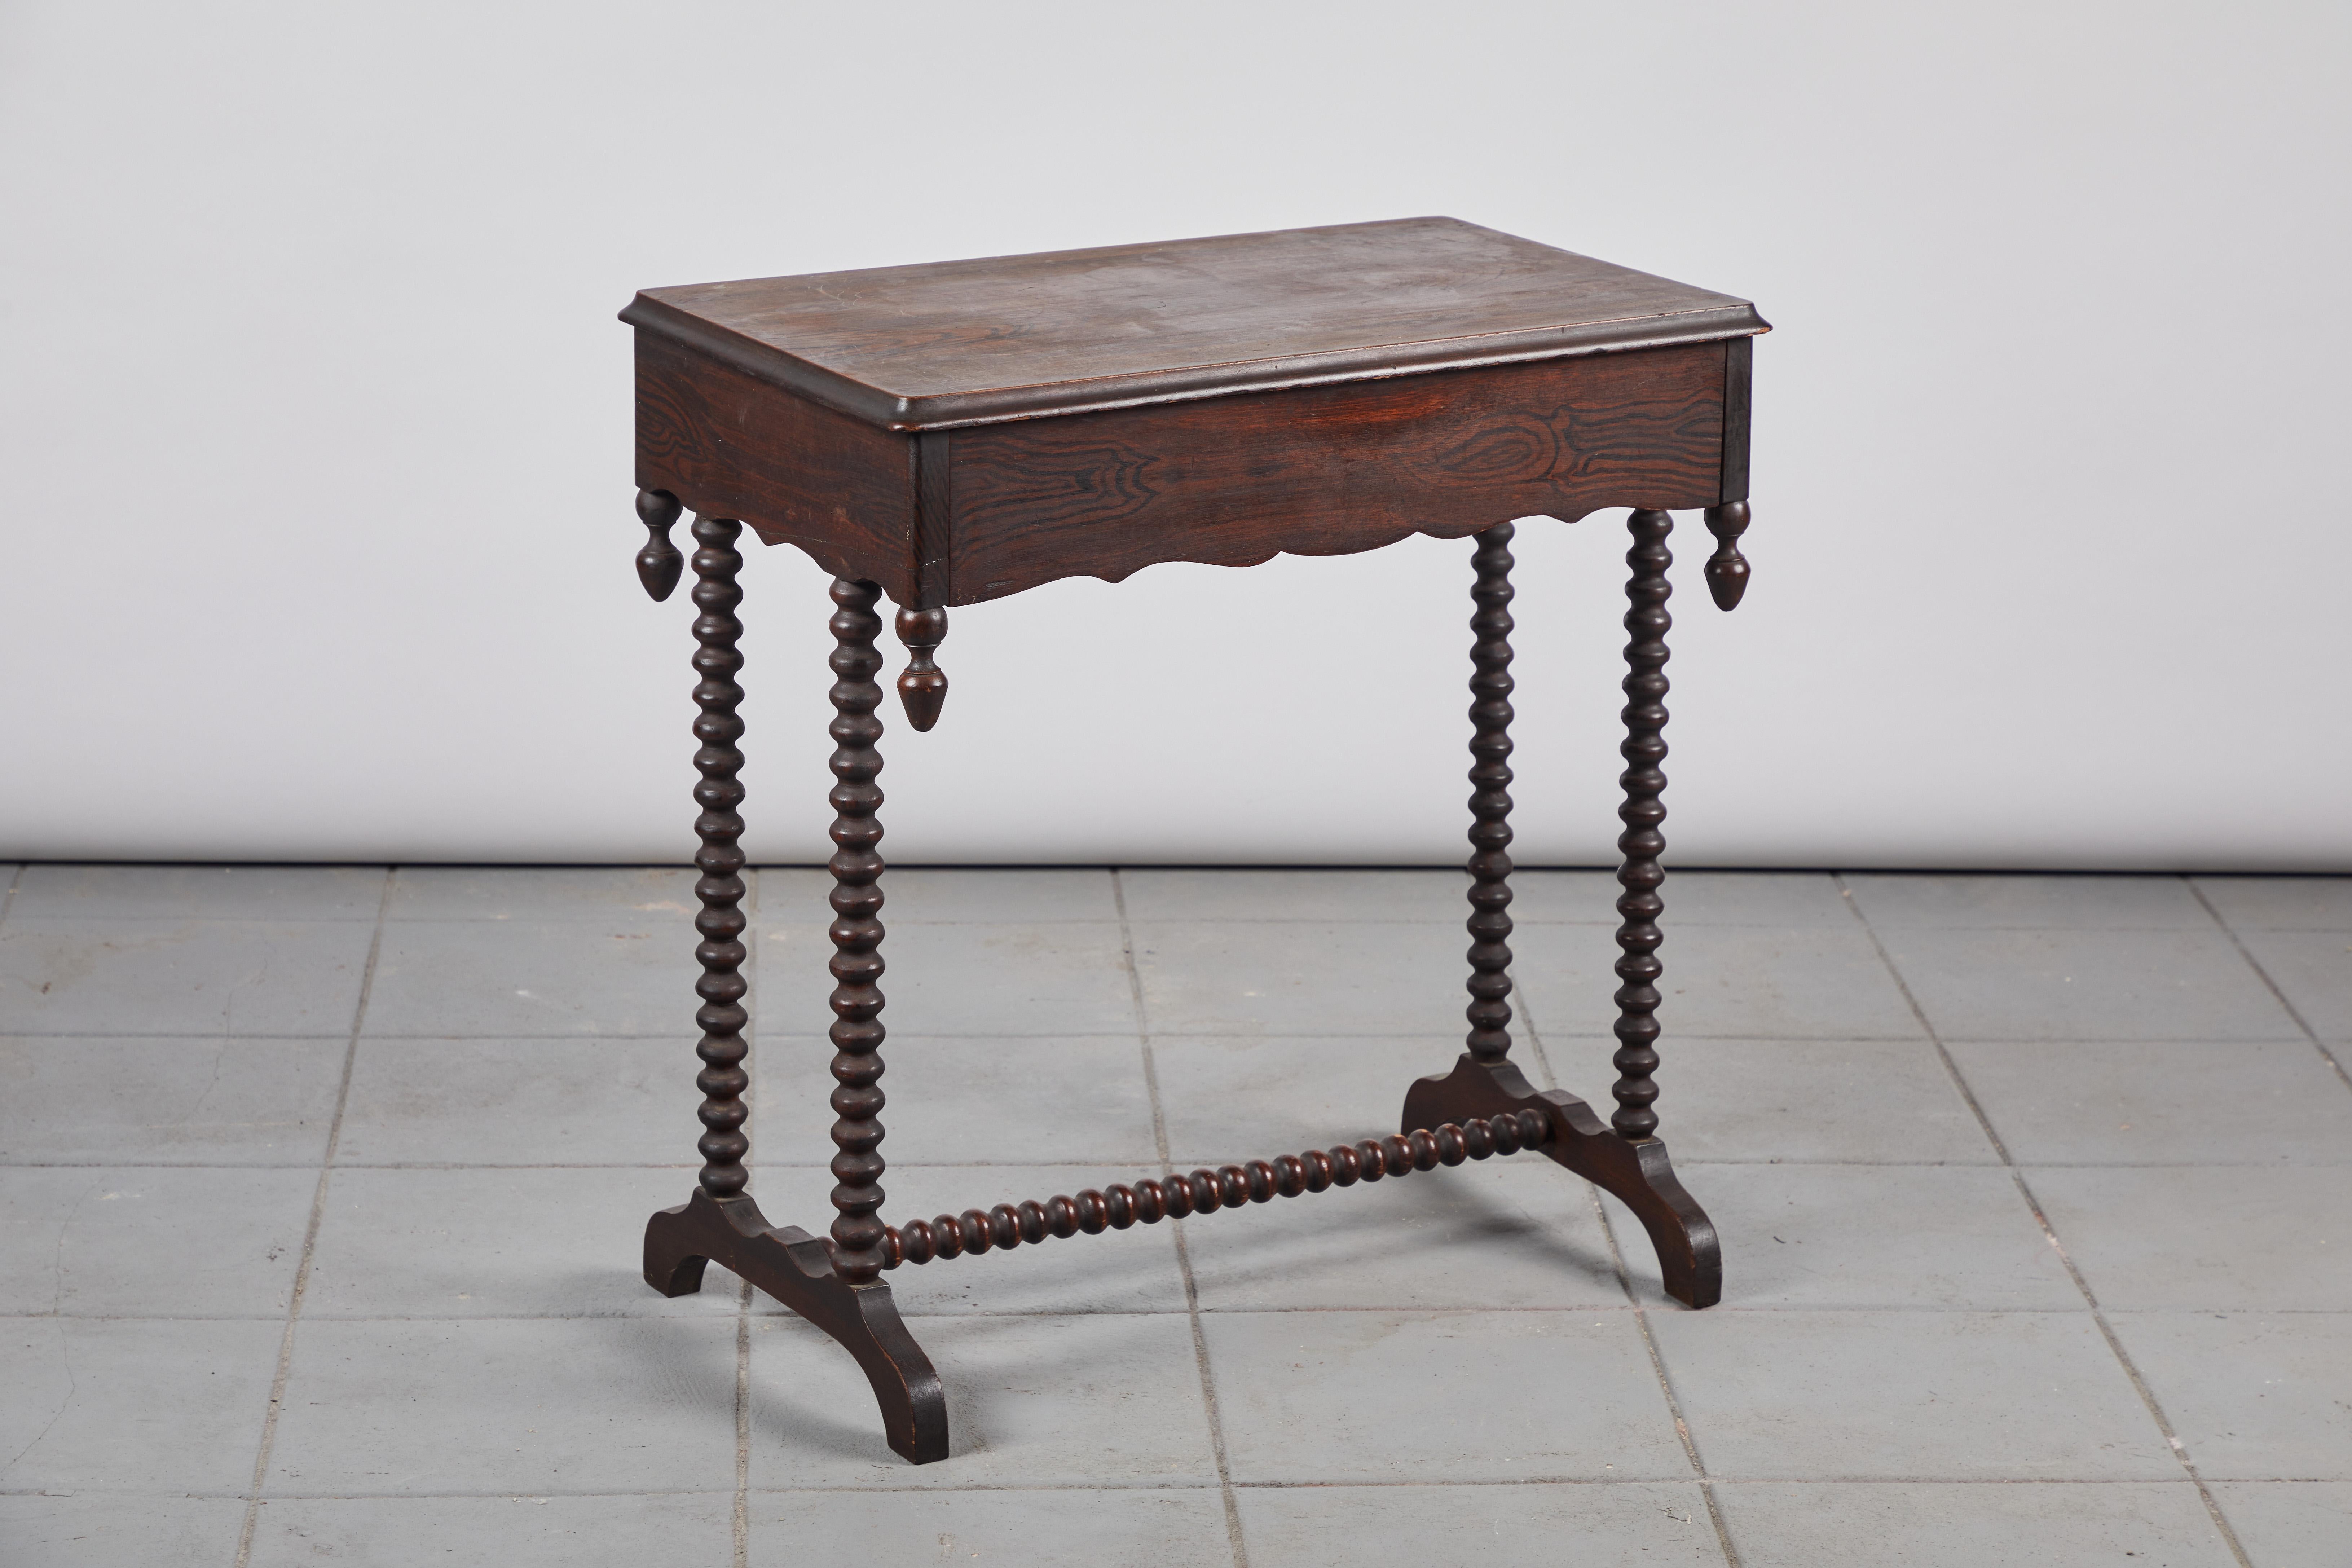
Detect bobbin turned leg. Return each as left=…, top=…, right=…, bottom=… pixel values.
left=822, top=578, right=894, bottom=1286
left=640, top=524, right=944, bottom=1464
left=1461, top=522, right=1519, bottom=1071
left=1610, top=509, right=1674, bottom=1142
left=1402, top=514, right=1720, bottom=1309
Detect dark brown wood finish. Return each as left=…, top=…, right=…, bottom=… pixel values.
left=1402, top=1053, right=1720, bottom=1308
left=640, top=537, right=949, bottom=1463
left=893, top=606, right=948, bottom=731
left=622, top=217, right=1763, bottom=430
left=628, top=217, right=1763, bottom=1462
left=1611, top=510, right=1675, bottom=1140
left=1703, top=500, right=1753, bottom=611
left=637, top=332, right=1737, bottom=608
left=1400, top=520, right=1720, bottom=1309
left=1465, top=523, right=1517, bottom=1067
left=936, top=344, right=1723, bottom=603
left=824, top=578, right=893, bottom=1286
left=644, top=1189, right=945, bottom=1464
left=1719, top=335, right=1752, bottom=504
left=628, top=219, right=1764, bottom=605
left=686, top=517, right=752, bottom=1199
left=635, top=331, right=922, bottom=604
left=870, top=1113, right=1554, bottom=1269
left=634, top=488, right=683, bottom=602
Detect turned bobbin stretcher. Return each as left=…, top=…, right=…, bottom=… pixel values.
left=617, top=218, right=1766, bottom=1464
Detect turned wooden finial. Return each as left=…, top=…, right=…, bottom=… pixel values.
left=635, top=488, right=684, bottom=601
left=1701, top=501, right=1751, bottom=611
left=894, top=607, right=949, bottom=732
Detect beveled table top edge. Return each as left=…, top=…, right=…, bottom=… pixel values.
left=622, top=292, right=1770, bottom=432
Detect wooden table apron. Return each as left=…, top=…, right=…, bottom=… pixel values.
left=618, top=224, right=1763, bottom=1466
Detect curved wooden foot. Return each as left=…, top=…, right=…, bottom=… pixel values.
left=1402, top=1054, right=1720, bottom=1308
left=644, top=1188, right=948, bottom=1464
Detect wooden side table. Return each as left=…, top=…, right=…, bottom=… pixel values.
left=619, top=218, right=1767, bottom=1464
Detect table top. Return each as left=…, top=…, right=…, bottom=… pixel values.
left=621, top=217, right=1766, bottom=432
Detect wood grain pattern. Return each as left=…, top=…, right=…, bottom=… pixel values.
left=938, top=343, right=1727, bottom=604
left=1719, top=334, right=1752, bottom=503
left=629, top=221, right=1761, bottom=607
left=912, top=431, right=952, bottom=607
left=634, top=330, right=920, bottom=604
left=621, top=217, right=1765, bottom=430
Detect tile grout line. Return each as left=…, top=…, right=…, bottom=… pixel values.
left=16, top=1474, right=2338, bottom=1502
left=22, top=1301, right=2348, bottom=1325
left=733, top=867, right=762, bottom=1568
left=733, top=1282, right=752, bottom=1559
left=2184, top=876, right=2352, bottom=1096
left=231, top=865, right=397, bottom=1568
left=1585, top=1184, right=1745, bottom=1562
left=19, top=1474, right=2342, bottom=1502
left=1516, top=965, right=1743, bottom=1568
left=1112, top=868, right=1251, bottom=1568
left=1832, top=872, right=2256, bottom=1568
left=32, top=863, right=2327, bottom=1542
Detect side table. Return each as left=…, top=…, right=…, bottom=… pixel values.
left=618, top=218, right=1767, bottom=1464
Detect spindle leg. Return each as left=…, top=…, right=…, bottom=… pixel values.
left=1610, top=508, right=1673, bottom=1140
left=1402, top=513, right=1721, bottom=1308
left=1463, top=522, right=1518, bottom=1069
left=823, top=577, right=892, bottom=1285
left=640, top=527, right=944, bottom=1464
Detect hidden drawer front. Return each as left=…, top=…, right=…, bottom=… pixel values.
left=938, top=340, right=1735, bottom=604
left=635, top=332, right=1739, bottom=608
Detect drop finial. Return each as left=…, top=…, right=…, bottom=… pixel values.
left=895, top=606, right=948, bottom=731
left=635, top=488, right=684, bottom=601
left=1701, top=501, right=1751, bottom=611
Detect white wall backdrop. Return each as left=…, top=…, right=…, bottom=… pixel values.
left=2, top=2, right=2346, bottom=868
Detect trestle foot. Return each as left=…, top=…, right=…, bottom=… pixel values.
left=1401, top=1053, right=1720, bottom=1308
left=644, top=1188, right=948, bottom=1465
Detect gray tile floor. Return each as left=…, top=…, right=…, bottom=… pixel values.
left=1, top=863, right=2347, bottom=1566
